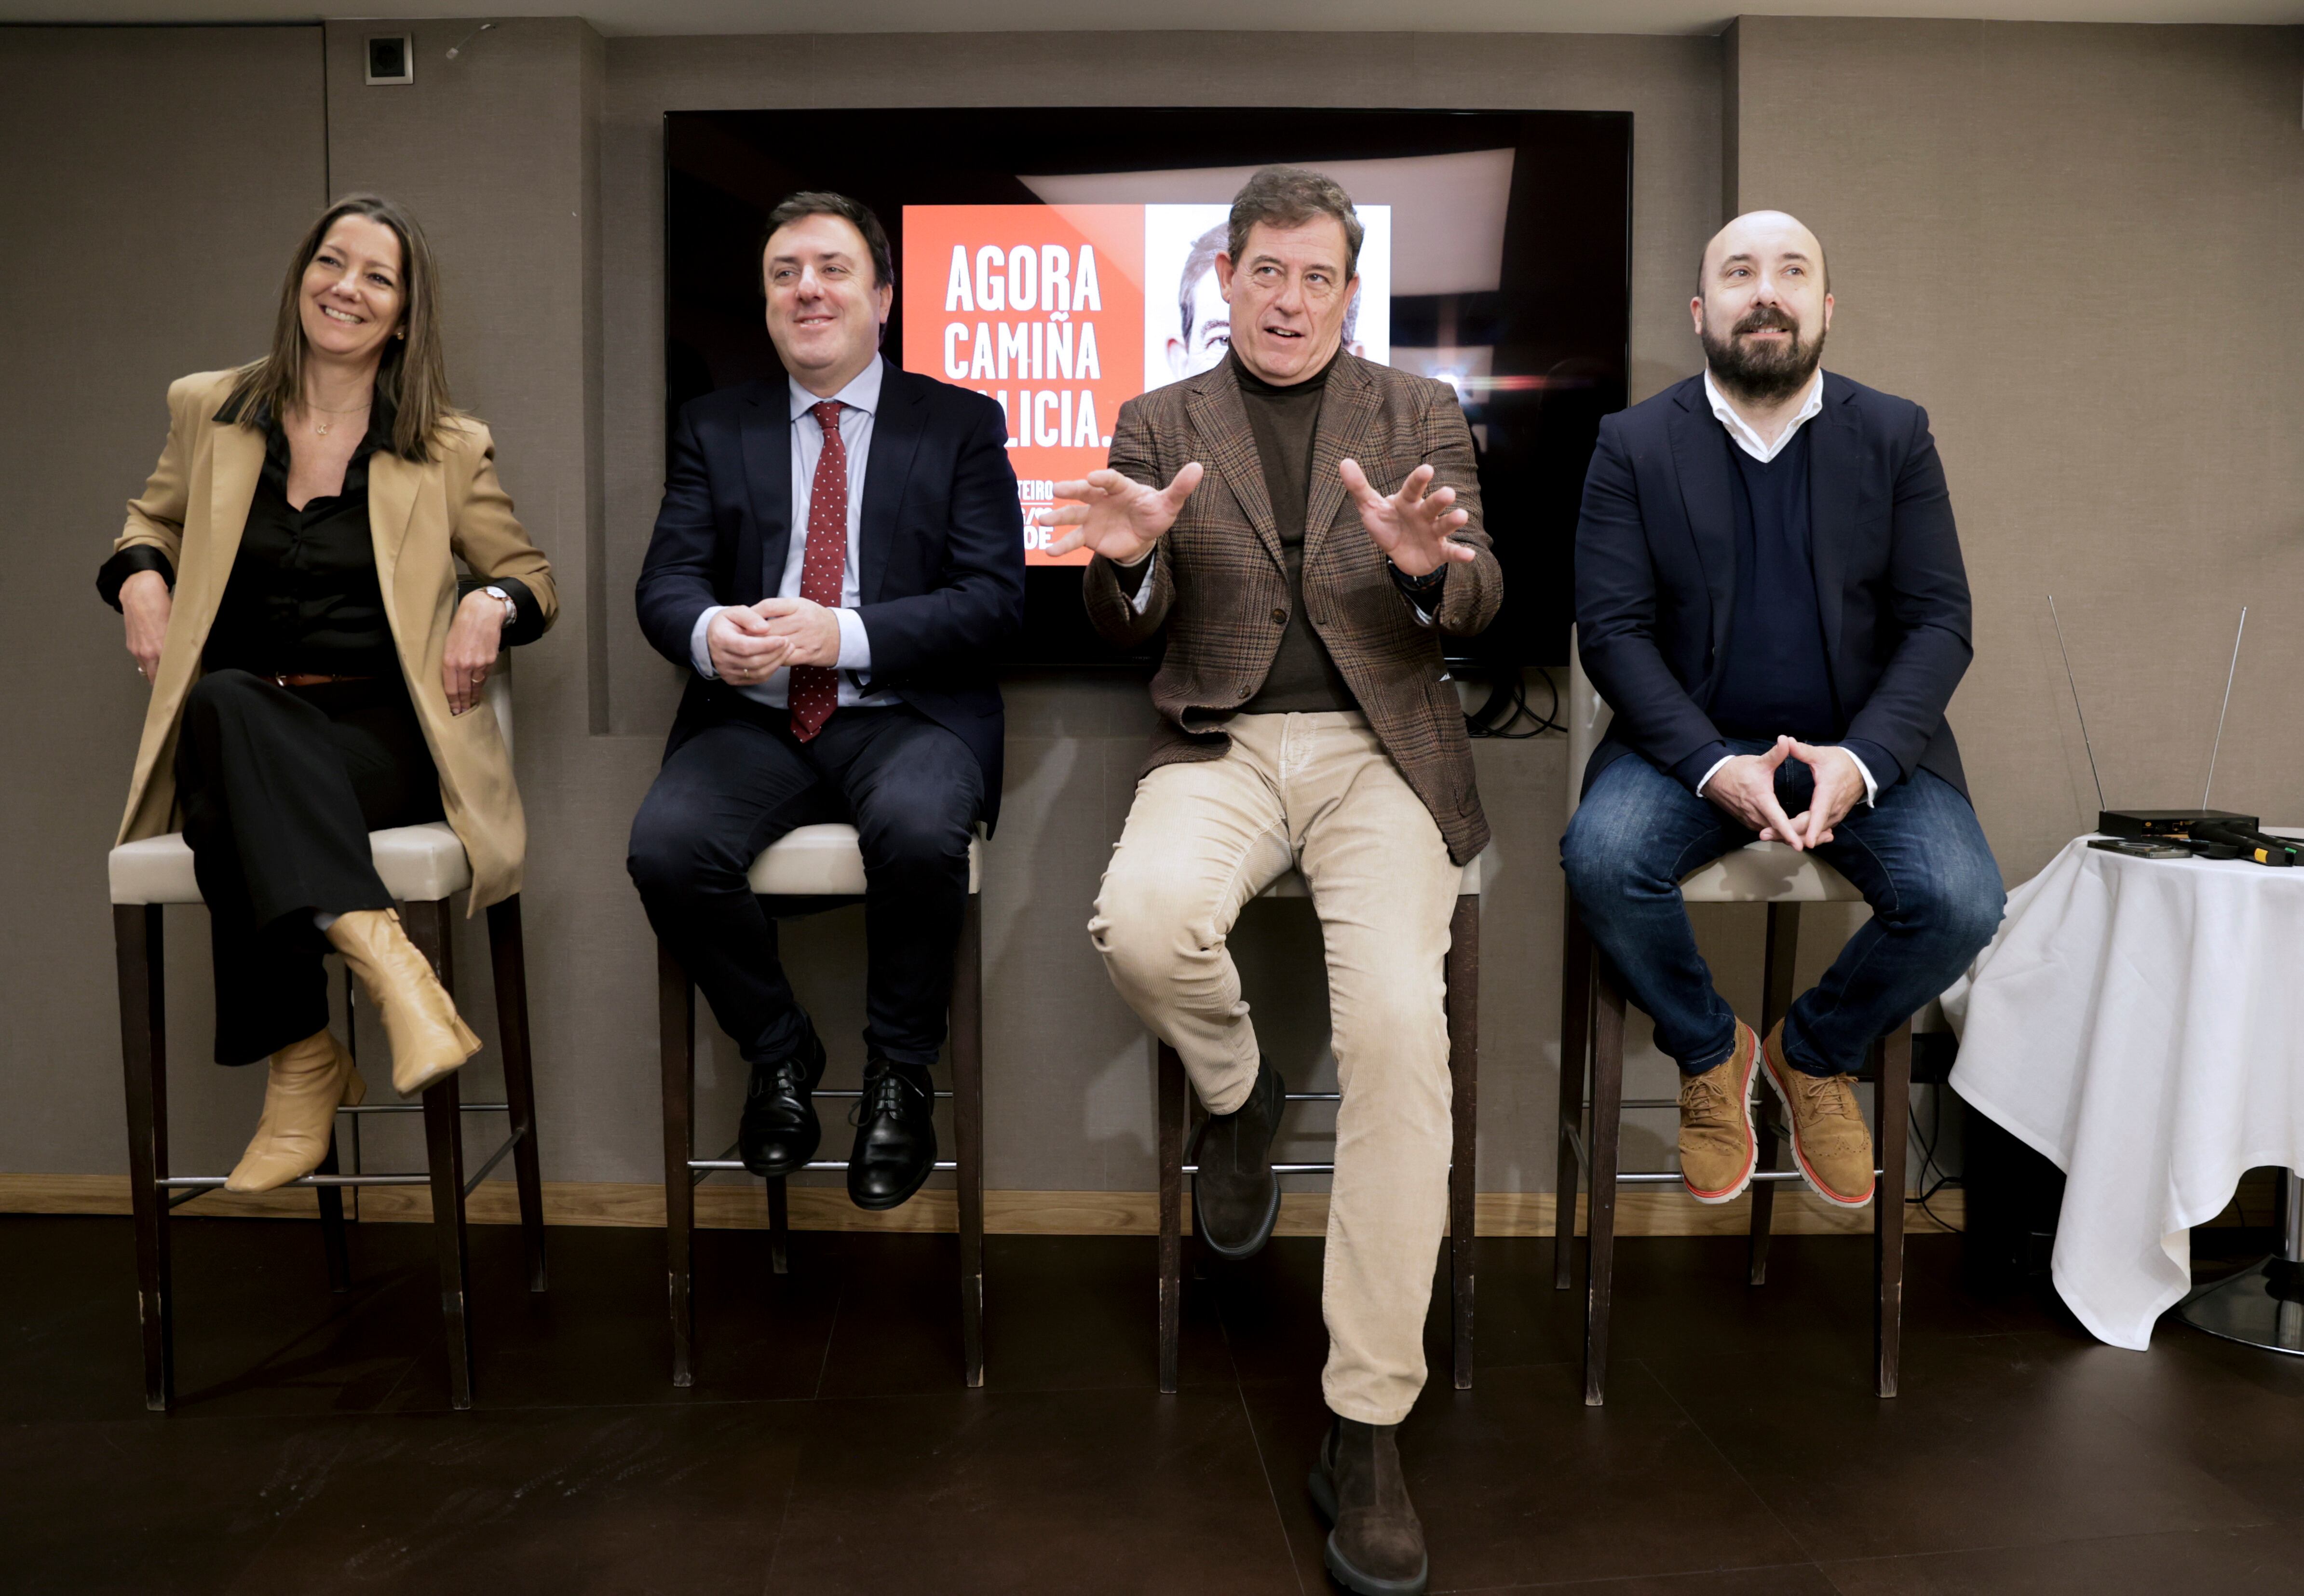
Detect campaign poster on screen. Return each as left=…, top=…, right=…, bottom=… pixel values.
left=905, top=203, right=1392, bottom=567
left=904, top=205, right=1144, bottom=566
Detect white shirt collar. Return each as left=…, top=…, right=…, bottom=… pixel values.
left=1702, top=366, right=1825, bottom=464
left=788, top=357, right=884, bottom=423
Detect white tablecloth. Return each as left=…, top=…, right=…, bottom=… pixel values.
left=1943, top=833, right=2304, bottom=1350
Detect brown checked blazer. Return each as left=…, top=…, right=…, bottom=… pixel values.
left=1082, top=353, right=1502, bottom=864
left=111, top=369, right=557, bottom=915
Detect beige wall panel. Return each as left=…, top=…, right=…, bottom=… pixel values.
left=0, top=26, right=326, bottom=1177
left=1732, top=19, right=2304, bottom=882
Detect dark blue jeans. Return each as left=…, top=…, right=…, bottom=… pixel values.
left=1561, top=742, right=2003, bottom=1077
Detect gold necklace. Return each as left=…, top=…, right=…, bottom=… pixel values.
left=305, top=398, right=371, bottom=438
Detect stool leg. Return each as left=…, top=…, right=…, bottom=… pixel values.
left=488, top=896, right=548, bottom=1293
left=1556, top=901, right=1595, bottom=1290
left=407, top=898, right=473, bottom=1409
left=952, top=894, right=987, bottom=1390
left=316, top=1128, right=351, bottom=1293
left=657, top=940, right=697, bottom=1388
left=765, top=1177, right=789, bottom=1275
left=115, top=903, right=173, bottom=1412
left=1751, top=903, right=1802, bottom=1286
left=1156, top=1040, right=1185, bottom=1395
left=1875, top=1021, right=1911, bottom=1398
left=1584, top=974, right=1626, bottom=1408
left=318, top=919, right=351, bottom=1289
left=1446, top=893, right=1478, bottom=1391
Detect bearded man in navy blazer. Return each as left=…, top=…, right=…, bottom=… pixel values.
left=1562, top=211, right=2003, bottom=1213
left=631, top=192, right=1024, bottom=1211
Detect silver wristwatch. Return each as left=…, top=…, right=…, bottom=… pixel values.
left=482, top=584, right=517, bottom=627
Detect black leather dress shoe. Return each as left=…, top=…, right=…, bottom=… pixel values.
left=1189, top=1057, right=1284, bottom=1259
left=1308, top=1417, right=1429, bottom=1596
left=739, top=1025, right=827, bottom=1177
left=848, top=1057, right=936, bottom=1211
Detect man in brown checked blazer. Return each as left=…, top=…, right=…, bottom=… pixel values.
left=1039, top=167, right=1498, bottom=1596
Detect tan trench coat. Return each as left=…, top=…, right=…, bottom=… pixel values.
left=111, top=369, right=557, bottom=915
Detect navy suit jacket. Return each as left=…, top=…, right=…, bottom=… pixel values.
left=635, top=358, right=1026, bottom=825
left=1573, top=371, right=1972, bottom=802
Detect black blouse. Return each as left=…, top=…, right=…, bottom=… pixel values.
left=98, top=400, right=540, bottom=676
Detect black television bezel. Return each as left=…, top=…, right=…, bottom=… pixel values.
left=662, top=106, right=1633, bottom=672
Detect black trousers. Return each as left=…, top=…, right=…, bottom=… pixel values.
left=175, top=670, right=442, bottom=1065
left=626, top=696, right=984, bottom=1073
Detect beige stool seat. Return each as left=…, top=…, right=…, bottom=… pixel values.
left=109, top=823, right=475, bottom=906
left=745, top=821, right=984, bottom=897
left=662, top=820, right=989, bottom=1388
left=1556, top=627, right=1908, bottom=1407
left=1676, top=839, right=1865, bottom=905
left=106, top=668, right=542, bottom=1412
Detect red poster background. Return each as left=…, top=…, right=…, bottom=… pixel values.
left=903, top=205, right=1145, bottom=567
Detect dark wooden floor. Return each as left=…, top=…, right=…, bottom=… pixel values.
left=6, top=1213, right=2304, bottom=1595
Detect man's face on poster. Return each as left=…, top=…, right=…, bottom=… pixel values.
left=1168, top=265, right=1231, bottom=379
left=1167, top=245, right=1367, bottom=382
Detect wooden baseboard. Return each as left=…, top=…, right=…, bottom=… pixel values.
left=0, top=1174, right=1961, bottom=1237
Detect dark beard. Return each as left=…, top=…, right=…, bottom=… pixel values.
left=1702, top=308, right=1824, bottom=404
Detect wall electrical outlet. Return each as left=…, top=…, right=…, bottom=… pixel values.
left=364, top=35, right=413, bottom=86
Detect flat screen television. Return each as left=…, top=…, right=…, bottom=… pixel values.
left=664, top=108, right=1631, bottom=669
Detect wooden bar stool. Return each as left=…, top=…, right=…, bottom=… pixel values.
left=107, top=671, right=545, bottom=1413
left=1154, top=855, right=1486, bottom=1395
left=1554, top=630, right=1908, bottom=1407
left=659, top=824, right=987, bottom=1388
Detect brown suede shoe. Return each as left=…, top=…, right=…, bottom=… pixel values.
left=1761, top=1021, right=1875, bottom=1208
left=1308, top=1417, right=1428, bottom=1596
left=1677, top=1020, right=1760, bottom=1204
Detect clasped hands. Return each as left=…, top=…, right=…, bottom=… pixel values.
left=707, top=596, right=843, bottom=685
left=1706, top=736, right=1864, bottom=852
left=1034, top=458, right=1477, bottom=577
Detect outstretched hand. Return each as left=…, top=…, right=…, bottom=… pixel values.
left=1339, top=460, right=1476, bottom=578
left=1035, top=463, right=1204, bottom=567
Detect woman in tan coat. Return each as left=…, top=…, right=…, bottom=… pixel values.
left=98, top=195, right=556, bottom=1193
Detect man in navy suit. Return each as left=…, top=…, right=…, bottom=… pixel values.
left=1562, top=210, right=2002, bottom=1213
left=630, top=192, right=1024, bottom=1211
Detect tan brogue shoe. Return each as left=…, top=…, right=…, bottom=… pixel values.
left=1761, top=1021, right=1875, bottom=1208
left=225, top=1029, right=366, bottom=1193
left=1678, top=1020, right=1761, bottom=1204
left=325, top=907, right=481, bottom=1096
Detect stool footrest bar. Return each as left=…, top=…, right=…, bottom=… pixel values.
left=1612, top=1166, right=1887, bottom=1186
left=461, top=1128, right=526, bottom=1197
left=810, top=1089, right=956, bottom=1100
left=338, top=1102, right=510, bottom=1115
left=160, top=1173, right=432, bottom=1190
left=688, top=1159, right=959, bottom=1172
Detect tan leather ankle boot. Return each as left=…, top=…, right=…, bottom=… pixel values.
left=325, top=907, right=481, bottom=1096
left=225, top=1029, right=365, bottom=1193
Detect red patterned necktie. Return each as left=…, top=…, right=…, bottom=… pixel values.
left=788, top=399, right=847, bottom=743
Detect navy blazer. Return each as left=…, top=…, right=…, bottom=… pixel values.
left=635, top=358, right=1027, bottom=825
left=1573, top=371, right=1972, bottom=801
